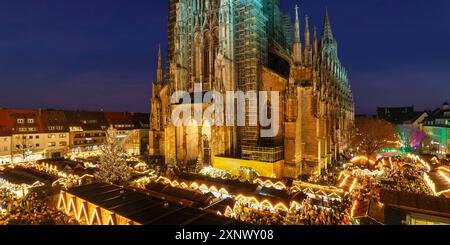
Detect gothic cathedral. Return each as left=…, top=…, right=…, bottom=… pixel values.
left=149, top=0, right=354, bottom=178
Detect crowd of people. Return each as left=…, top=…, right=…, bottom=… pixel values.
left=307, top=174, right=340, bottom=187
left=231, top=203, right=286, bottom=225
left=225, top=194, right=355, bottom=226
left=346, top=156, right=433, bottom=207
left=381, top=168, right=431, bottom=194
left=0, top=188, right=77, bottom=225
left=289, top=200, right=353, bottom=225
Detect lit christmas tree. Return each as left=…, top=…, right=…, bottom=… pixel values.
left=95, top=126, right=132, bottom=186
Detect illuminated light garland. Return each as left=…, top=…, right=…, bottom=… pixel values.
left=155, top=178, right=231, bottom=198
left=273, top=203, right=289, bottom=212
left=339, top=175, right=349, bottom=188
left=225, top=206, right=233, bottom=216
left=234, top=195, right=290, bottom=212
left=170, top=180, right=180, bottom=187
left=180, top=182, right=189, bottom=189
left=349, top=179, right=358, bottom=193
left=423, top=172, right=450, bottom=197
left=190, top=182, right=199, bottom=190
left=350, top=200, right=358, bottom=218
left=437, top=167, right=450, bottom=173
left=424, top=173, right=437, bottom=196
left=133, top=162, right=148, bottom=169
left=290, top=186, right=302, bottom=193
left=351, top=156, right=375, bottom=165
left=218, top=188, right=229, bottom=195
left=328, top=192, right=342, bottom=200
left=254, top=178, right=286, bottom=190
left=89, top=207, right=102, bottom=225
left=431, top=157, right=440, bottom=164
left=438, top=171, right=450, bottom=184
left=107, top=214, right=116, bottom=226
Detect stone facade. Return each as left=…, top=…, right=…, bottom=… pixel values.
left=149, top=1, right=354, bottom=177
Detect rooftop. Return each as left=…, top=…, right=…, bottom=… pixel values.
left=66, top=183, right=243, bottom=225
left=380, top=190, right=450, bottom=219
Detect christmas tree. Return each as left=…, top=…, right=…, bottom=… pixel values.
left=95, top=126, right=132, bottom=185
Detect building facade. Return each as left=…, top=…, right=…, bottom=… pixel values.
left=149, top=0, right=354, bottom=178
left=104, top=112, right=150, bottom=156
left=0, top=109, right=150, bottom=163
left=421, top=103, right=450, bottom=155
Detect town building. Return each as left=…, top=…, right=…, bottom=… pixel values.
left=104, top=112, right=150, bottom=156
left=149, top=0, right=354, bottom=178
left=377, top=106, right=429, bottom=152
left=0, top=109, right=150, bottom=163
left=4, top=109, right=47, bottom=163
left=0, top=111, right=12, bottom=165
left=40, top=110, right=70, bottom=159
left=377, top=106, right=428, bottom=126
left=421, top=103, right=450, bottom=155
left=63, top=111, right=109, bottom=155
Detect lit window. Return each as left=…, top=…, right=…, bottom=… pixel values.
left=48, top=142, right=56, bottom=147
left=17, top=119, right=24, bottom=124
left=48, top=134, right=56, bottom=139
left=27, top=118, right=34, bottom=124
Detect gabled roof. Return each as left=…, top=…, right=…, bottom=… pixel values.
left=381, top=190, right=450, bottom=218
left=66, top=183, right=243, bottom=225
left=0, top=109, right=45, bottom=136
left=40, top=110, right=69, bottom=133
left=63, top=110, right=108, bottom=131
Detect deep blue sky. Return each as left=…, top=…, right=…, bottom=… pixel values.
left=0, top=0, right=449, bottom=114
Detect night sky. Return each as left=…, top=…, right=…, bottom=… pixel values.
left=0, top=0, right=449, bottom=115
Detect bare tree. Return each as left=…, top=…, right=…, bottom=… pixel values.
left=351, top=117, right=399, bottom=158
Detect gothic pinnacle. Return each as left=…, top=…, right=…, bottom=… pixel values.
left=157, top=44, right=163, bottom=84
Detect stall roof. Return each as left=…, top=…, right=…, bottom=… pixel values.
left=381, top=190, right=450, bottom=218
left=0, top=167, right=55, bottom=186
left=66, top=183, right=243, bottom=225
left=146, top=182, right=215, bottom=207
left=177, top=173, right=259, bottom=195
left=258, top=187, right=290, bottom=200
left=0, top=171, right=40, bottom=186
left=428, top=171, right=450, bottom=194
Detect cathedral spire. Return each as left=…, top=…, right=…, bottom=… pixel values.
left=321, top=7, right=334, bottom=41
left=294, top=4, right=301, bottom=44
left=157, top=44, right=163, bottom=84
left=321, top=7, right=338, bottom=57
left=304, top=15, right=311, bottom=66
left=313, top=25, right=318, bottom=53
left=304, top=15, right=310, bottom=47
left=293, top=4, right=302, bottom=66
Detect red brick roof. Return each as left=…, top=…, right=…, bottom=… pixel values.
left=0, top=109, right=45, bottom=136
left=103, top=112, right=137, bottom=130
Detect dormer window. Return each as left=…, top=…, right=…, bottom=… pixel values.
left=17, top=119, right=24, bottom=124
left=27, top=118, right=34, bottom=124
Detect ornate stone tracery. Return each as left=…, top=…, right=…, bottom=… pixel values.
left=149, top=1, right=354, bottom=177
